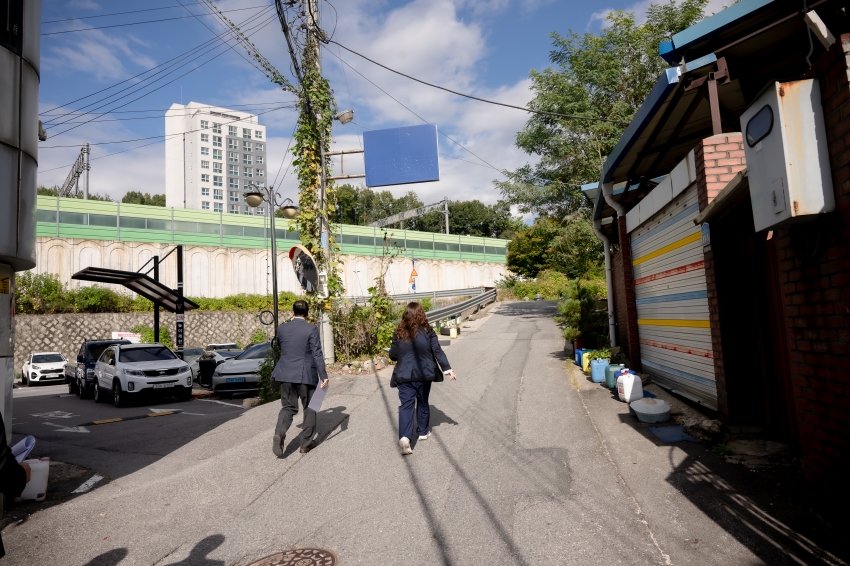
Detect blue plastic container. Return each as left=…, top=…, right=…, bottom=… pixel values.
left=590, top=359, right=609, bottom=383
left=575, top=349, right=584, bottom=365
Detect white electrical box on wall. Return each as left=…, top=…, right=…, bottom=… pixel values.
left=740, top=78, right=834, bottom=232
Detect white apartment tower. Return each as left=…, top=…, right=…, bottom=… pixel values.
left=165, top=102, right=268, bottom=214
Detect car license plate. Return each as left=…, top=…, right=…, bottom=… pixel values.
left=226, top=377, right=245, bottom=383
left=152, top=383, right=174, bottom=389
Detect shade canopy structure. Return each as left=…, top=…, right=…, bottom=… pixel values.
left=72, top=267, right=199, bottom=313
left=593, top=0, right=846, bottom=225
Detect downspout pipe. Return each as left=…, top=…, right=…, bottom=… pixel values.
left=593, top=175, right=625, bottom=348
left=599, top=178, right=627, bottom=348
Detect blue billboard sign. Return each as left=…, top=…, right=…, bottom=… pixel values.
left=363, top=124, right=440, bottom=188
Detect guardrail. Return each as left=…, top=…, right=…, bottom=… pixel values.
left=342, top=287, right=485, bottom=305
left=424, top=288, right=497, bottom=323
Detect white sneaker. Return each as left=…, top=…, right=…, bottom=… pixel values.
left=399, top=437, right=413, bottom=455
left=418, top=431, right=431, bottom=441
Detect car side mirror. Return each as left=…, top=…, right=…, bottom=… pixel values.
left=109, top=359, right=115, bottom=366
left=77, top=355, right=84, bottom=363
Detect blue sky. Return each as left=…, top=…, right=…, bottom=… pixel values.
left=36, top=0, right=718, bottom=207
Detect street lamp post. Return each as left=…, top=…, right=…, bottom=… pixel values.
left=245, top=184, right=297, bottom=330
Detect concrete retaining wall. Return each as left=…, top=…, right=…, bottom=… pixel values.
left=13, top=311, right=269, bottom=373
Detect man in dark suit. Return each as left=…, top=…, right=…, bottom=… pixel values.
left=271, top=300, right=329, bottom=457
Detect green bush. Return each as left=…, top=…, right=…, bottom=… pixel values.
left=249, top=328, right=268, bottom=345
left=257, top=339, right=281, bottom=404
left=556, top=279, right=607, bottom=348
left=131, top=324, right=173, bottom=349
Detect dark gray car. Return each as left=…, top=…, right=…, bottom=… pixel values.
left=210, top=343, right=272, bottom=398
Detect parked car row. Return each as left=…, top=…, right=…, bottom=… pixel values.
left=27, top=338, right=269, bottom=406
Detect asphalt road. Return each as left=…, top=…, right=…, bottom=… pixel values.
left=2, top=302, right=843, bottom=565
left=10, top=384, right=247, bottom=479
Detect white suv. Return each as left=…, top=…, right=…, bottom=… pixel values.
left=22, top=352, right=67, bottom=386
left=93, top=343, right=193, bottom=407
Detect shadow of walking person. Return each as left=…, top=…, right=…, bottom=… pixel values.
left=429, top=406, right=458, bottom=428
left=166, top=534, right=225, bottom=565
left=82, top=548, right=129, bottom=566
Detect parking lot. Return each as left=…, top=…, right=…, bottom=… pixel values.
left=10, top=383, right=249, bottom=481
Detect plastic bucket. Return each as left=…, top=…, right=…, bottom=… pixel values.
left=605, top=364, right=624, bottom=388
left=17, top=458, right=49, bottom=502
left=575, top=349, right=584, bottom=365
left=591, top=359, right=609, bottom=383
left=581, top=352, right=592, bottom=373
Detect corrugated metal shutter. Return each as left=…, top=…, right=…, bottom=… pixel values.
left=630, top=184, right=716, bottom=409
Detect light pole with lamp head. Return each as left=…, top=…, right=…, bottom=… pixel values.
left=245, top=184, right=298, bottom=330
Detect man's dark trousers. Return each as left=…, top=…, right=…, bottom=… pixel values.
left=276, top=383, right=317, bottom=448
left=398, top=381, right=431, bottom=440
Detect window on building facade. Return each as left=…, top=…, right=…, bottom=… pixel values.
left=202, top=201, right=210, bottom=210
left=243, top=128, right=251, bottom=138
left=228, top=126, right=237, bottom=136
left=213, top=149, right=222, bottom=160
left=201, top=133, right=209, bottom=142
left=213, top=136, right=222, bottom=147
left=255, top=143, right=264, bottom=152
left=201, top=187, right=209, bottom=196
left=201, top=147, right=209, bottom=155
left=228, top=151, right=238, bottom=163
left=201, top=174, right=210, bottom=183
left=228, top=178, right=238, bottom=189
left=243, top=154, right=252, bottom=165
left=214, top=203, right=223, bottom=212
left=228, top=139, right=238, bottom=150
left=244, top=205, right=252, bottom=214
left=201, top=160, right=209, bottom=169
left=256, top=156, right=264, bottom=165
left=229, top=204, right=240, bottom=214
left=214, top=189, right=223, bottom=200
left=213, top=162, right=222, bottom=173
left=243, top=141, right=252, bottom=151
left=201, top=120, right=209, bottom=129
left=228, top=165, right=239, bottom=177
left=254, top=130, right=263, bottom=139
left=229, top=191, right=239, bottom=202
left=256, top=168, right=264, bottom=177
left=257, top=207, right=265, bottom=215
left=213, top=176, right=222, bottom=187
left=212, top=123, right=221, bottom=134
left=243, top=167, right=253, bottom=178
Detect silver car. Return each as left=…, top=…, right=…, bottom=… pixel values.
left=211, top=342, right=272, bottom=399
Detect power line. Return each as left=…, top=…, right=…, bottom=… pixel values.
left=323, top=45, right=501, bottom=172
left=328, top=40, right=630, bottom=125
left=41, top=4, right=269, bottom=35
left=37, top=105, right=288, bottom=173
left=44, top=12, right=277, bottom=138
left=40, top=6, right=275, bottom=121
left=42, top=0, right=245, bottom=24
left=40, top=101, right=297, bottom=116
left=272, top=124, right=298, bottom=188
left=45, top=105, right=298, bottom=124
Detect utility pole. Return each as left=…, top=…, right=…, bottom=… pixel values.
left=307, top=0, right=335, bottom=364
left=444, top=197, right=450, bottom=234
left=84, top=143, right=90, bottom=200
left=182, top=133, right=187, bottom=209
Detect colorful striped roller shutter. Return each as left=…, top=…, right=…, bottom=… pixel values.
left=630, top=185, right=716, bottom=409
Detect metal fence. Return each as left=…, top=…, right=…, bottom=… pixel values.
left=342, top=287, right=486, bottom=306
left=424, top=288, right=497, bottom=323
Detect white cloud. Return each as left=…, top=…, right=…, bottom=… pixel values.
left=42, top=28, right=155, bottom=81
left=590, top=0, right=735, bottom=29
left=67, top=0, right=100, bottom=9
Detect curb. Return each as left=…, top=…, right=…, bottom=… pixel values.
left=191, top=389, right=214, bottom=399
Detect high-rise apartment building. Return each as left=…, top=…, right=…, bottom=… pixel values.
left=165, top=102, right=268, bottom=214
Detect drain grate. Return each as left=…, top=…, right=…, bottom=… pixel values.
left=248, top=548, right=338, bottom=566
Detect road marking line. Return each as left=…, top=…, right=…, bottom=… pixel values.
left=198, top=399, right=245, bottom=409
left=78, top=410, right=183, bottom=427
left=92, top=418, right=123, bottom=425
left=31, top=411, right=77, bottom=419
left=72, top=474, right=104, bottom=494
left=43, top=422, right=90, bottom=433
left=146, top=411, right=174, bottom=417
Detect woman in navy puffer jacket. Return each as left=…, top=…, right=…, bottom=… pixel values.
left=389, top=302, right=456, bottom=455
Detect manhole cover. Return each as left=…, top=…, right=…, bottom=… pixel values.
left=249, top=548, right=338, bottom=566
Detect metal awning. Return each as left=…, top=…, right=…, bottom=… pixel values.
left=72, top=267, right=199, bottom=313
left=694, top=169, right=750, bottom=225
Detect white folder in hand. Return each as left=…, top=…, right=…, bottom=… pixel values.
left=12, top=435, right=36, bottom=463
left=307, top=383, right=328, bottom=412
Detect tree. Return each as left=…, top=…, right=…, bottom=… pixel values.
left=121, top=191, right=166, bottom=207
left=37, top=185, right=112, bottom=202
left=506, top=219, right=564, bottom=278
left=496, top=0, right=707, bottom=220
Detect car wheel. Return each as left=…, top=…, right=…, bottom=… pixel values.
left=92, top=381, right=103, bottom=403
left=68, top=378, right=78, bottom=395
left=77, top=378, right=87, bottom=399
left=113, top=383, right=125, bottom=408
left=25, top=375, right=31, bottom=387
left=178, top=387, right=192, bottom=402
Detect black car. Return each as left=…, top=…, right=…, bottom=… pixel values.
left=65, top=339, right=131, bottom=398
